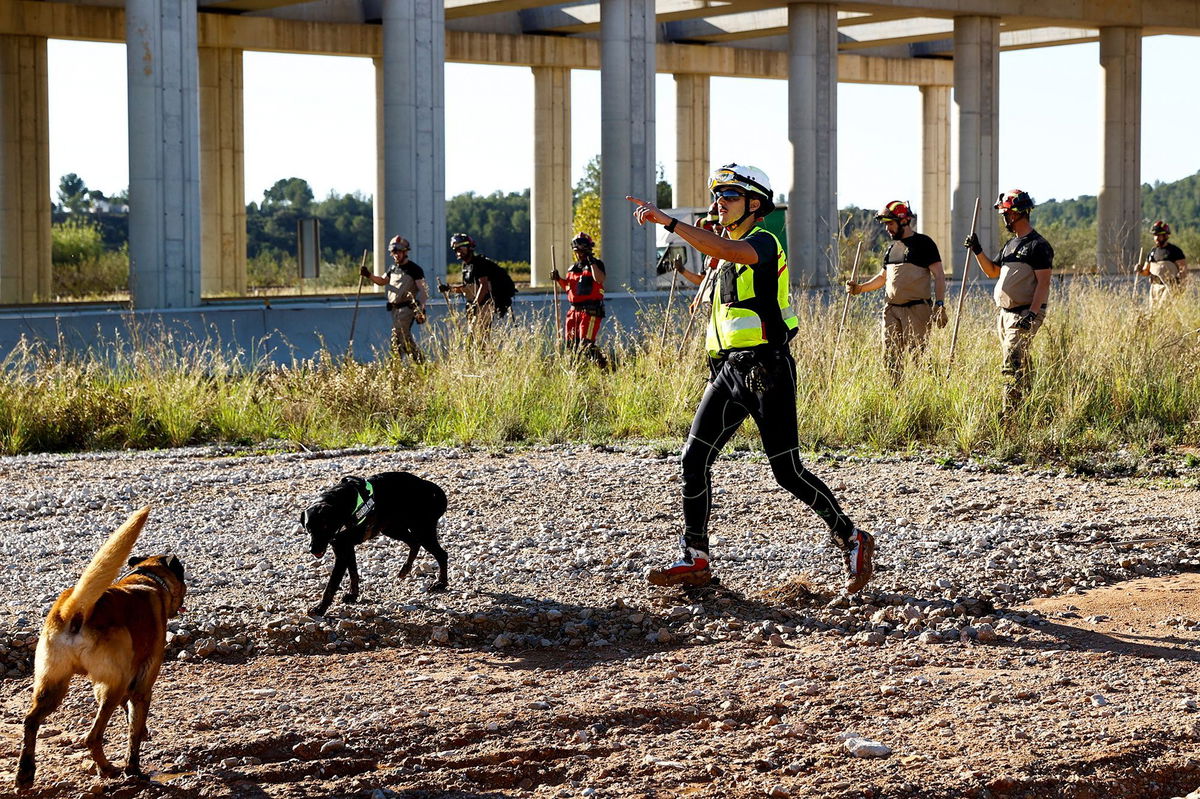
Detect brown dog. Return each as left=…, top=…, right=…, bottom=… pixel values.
left=16, top=507, right=185, bottom=790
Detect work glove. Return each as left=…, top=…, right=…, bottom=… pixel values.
left=549, top=269, right=561, bottom=282
left=845, top=281, right=861, bottom=296
left=359, top=266, right=372, bottom=279
left=933, top=303, right=948, bottom=328
left=437, top=281, right=451, bottom=293
left=1013, top=310, right=1038, bottom=331
left=963, top=233, right=982, bottom=255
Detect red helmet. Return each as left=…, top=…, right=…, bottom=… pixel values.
left=571, top=232, right=595, bottom=251
left=875, top=201, right=914, bottom=225
left=1151, top=220, right=1171, bottom=236
left=994, top=189, right=1035, bottom=213
left=449, top=232, right=475, bottom=250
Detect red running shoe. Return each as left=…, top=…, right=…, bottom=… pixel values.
left=647, top=547, right=711, bottom=587
left=843, top=529, right=875, bottom=593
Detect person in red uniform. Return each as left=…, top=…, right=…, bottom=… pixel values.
left=551, top=232, right=608, bottom=364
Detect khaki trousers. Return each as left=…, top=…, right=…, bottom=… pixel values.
left=390, top=307, right=422, bottom=360
left=996, top=309, right=1044, bottom=411
left=881, top=302, right=932, bottom=383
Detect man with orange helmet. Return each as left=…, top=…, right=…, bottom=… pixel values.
left=964, top=189, right=1055, bottom=412
left=1137, top=220, right=1188, bottom=309
left=628, top=164, right=875, bottom=595
left=845, top=201, right=946, bottom=383
left=360, top=234, right=427, bottom=361
left=440, top=233, right=517, bottom=324
left=550, top=232, right=608, bottom=362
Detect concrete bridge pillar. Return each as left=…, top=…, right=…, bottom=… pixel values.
left=378, top=0, right=445, bottom=283
left=531, top=66, right=572, bottom=287
left=788, top=2, right=838, bottom=287
left=0, top=35, right=51, bottom=303
left=126, top=0, right=202, bottom=309
left=199, top=46, right=246, bottom=296
left=921, top=84, right=951, bottom=273
left=674, top=73, right=710, bottom=211
left=600, top=0, right=656, bottom=290
left=1098, top=27, right=1142, bottom=273
left=952, top=16, right=999, bottom=258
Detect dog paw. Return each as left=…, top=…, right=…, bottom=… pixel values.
left=122, top=766, right=146, bottom=780
left=307, top=606, right=328, bottom=617
left=427, top=581, right=448, bottom=593
left=342, top=593, right=359, bottom=605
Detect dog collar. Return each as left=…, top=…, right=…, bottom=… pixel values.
left=130, top=568, right=174, bottom=595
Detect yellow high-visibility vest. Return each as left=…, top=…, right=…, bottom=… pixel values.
left=705, top=227, right=798, bottom=356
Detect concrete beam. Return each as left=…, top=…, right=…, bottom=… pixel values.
left=920, top=84, right=951, bottom=274
left=674, top=73, right=710, bottom=210
left=446, top=0, right=565, bottom=21
left=788, top=2, right=839, bottom=288
left=199, top=47, right=247, bottom=296
left=0, top=2, right=954, bottom=84
left=952, top=15, right=999, bottom=264
left=531, top=66, right=572, bottom=287
left=0, top=35, right=50, bottom=303
left=600, top=0, right=656, bottom=290
left=1097, top=27, right=1141, bottom=273
left=126, top=0, right=203, bottom=309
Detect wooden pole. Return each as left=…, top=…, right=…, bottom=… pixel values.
left=946, top=197, right=981, bottom=376
left=659, top=258, right=680, bottom=351
left=347, top=248, right=368, bottom=354
left=551, top=245, right=563, bottom=353
left=1131, top=246, right=1144, bottom=300
left=828, top=240, right=863, bottom=383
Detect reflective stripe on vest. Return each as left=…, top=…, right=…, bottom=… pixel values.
left=706, top=227, right=799, bottom=355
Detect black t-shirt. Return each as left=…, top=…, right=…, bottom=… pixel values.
left=883, top=233, right=941, bottom=269
left=462, top=254, right=515, bottom=302
left=389, top=261, right=424, bottom=281
left=1150, top=243, right=1186, bottom=263
left=994, top=230, right=1054, bottom=270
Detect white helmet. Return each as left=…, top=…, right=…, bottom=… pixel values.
left=708, top=164, right=774, bottom=218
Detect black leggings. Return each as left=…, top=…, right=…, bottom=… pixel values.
left=680, top=347, right=854, bottom=550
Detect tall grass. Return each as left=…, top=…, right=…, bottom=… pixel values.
left=0, top=279, right=1197, bottom=460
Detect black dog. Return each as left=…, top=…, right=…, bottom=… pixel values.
left=299, top=472, right=448, bottom=616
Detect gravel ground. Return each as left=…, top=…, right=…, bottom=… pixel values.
left=2, top=443, right=1200, bottom=798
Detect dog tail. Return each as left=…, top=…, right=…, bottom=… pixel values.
left=57, top=506, right=151, bottom=626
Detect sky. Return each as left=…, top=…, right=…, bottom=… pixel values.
left=46, top=35, right=1200, bottom=217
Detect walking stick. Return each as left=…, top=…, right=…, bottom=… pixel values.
left=551, top=245, right=563, bottom=353
left=946, top=197, right=981, bottom=377
left=1130, top=246, right=1144, bottom=300
left=828, top=240, right=863, bottom=383
left=347, top=248, right=368, bottom=354
left=659, top=257, right=680, bottom=351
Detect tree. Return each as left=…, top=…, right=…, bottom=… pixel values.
left=57, top=173, right=89, bottom=213
left=656, top=163, right=672, bottom=209
left=574, top=155, right=672, bottom=207
left=261, top=177, right=315, bottom=212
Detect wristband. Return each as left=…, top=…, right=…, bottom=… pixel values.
left=664, top=218, right=678, bottom=233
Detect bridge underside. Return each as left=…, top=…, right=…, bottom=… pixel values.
left=0, top=0, right=1194, bottom=307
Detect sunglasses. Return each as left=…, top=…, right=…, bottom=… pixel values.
left=389, top=247, right=408, bottom=253
left=711, top=188, right=745, bottom=201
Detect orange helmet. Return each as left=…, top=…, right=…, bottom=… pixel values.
left=874, top=201, right=914, bottom=225
left=1151, top=220, right=1170, bottom=236
left=994, top=189, right=1035, bottom=213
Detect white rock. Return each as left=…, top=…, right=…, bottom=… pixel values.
left=843, top=737, right=891, bottom=758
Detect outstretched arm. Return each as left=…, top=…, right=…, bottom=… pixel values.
left=628, top=196, right=759, bottom=265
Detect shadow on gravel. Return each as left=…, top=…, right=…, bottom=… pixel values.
left=1001, top=619, right=1200, bottom=664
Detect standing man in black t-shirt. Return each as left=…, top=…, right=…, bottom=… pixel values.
left=1137, top=220, right=1189, bottom=310
left=361, top=234, right=427, bottom=361
left=964, top=189, right=1055, bottom=413
left=440, top=233, right=516, bottom=326
left=845, top=201, right=946, bottom=383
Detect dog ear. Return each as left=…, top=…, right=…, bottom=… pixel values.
left=299, top=510, right=309, bottom=530
left=167, top=555, right=185, bottom=582
left=128, top=556, right=145, bottom=568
